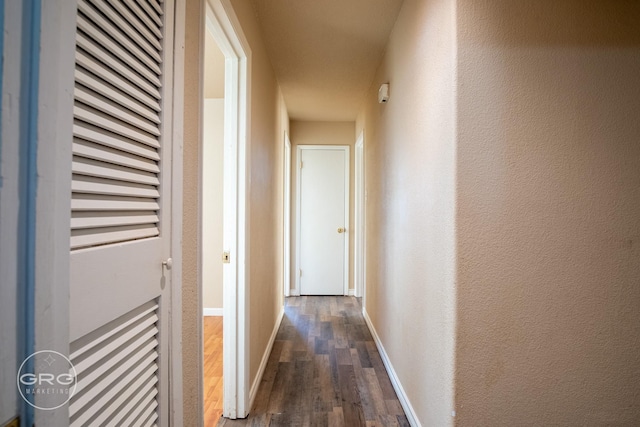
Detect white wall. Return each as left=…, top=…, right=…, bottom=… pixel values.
left=202, top=99, right=224, bottom=311
left=355, top=0, right=457, bottom=424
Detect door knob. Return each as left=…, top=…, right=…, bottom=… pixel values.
left=337, top=227, right=345, bottom=234
left=162, top=258, right=173, bottom=270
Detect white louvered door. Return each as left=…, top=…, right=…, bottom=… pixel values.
left=69, top=0, right=175, bottom=425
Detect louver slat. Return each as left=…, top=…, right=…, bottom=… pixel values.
left=72, top=157, right=159, bottom=185
left=148, top=0, right=163, bottom=16
left=75, top=86, right=160, bottom=136
left=77, top=0, right=161, bottom=73
left=76, top=33, right=160, bottom=100
left=71, top=194, right=160, bottom=212
left=104, top=377, right=158, bottom=427
left=70, top=301, right=158, bottom=360
left=74, top=106, right=159, bottom=149
left=85, top=0, right=161, bottom=63
left=123, top=0, right=163, bottom=39
left=77, top=15, right=161, bottom=86
left=72, top=139, right=160, bottom=173
left=70, top=224, right=159, bottom=250
left=72, top=0, right=163, bottom=250
left=70, top=340, right=158, bottom=414
left=72, top=175, right=160, bottom=199
left=71, top=212, right=160, bottom=230
left=119, top=395, right=158, bottom=427
left=73, top=124, right=160, bottom=160
left=87, top=358, right=159, bottom=426
left=105, top=0, right=162, bottom=50
left=70, top=302, right=160, bottom=426
left=73, top=154, right=159, bottom=182
left=76, top=51, right=160, bottom=112
left=135, top=0, right=164, bottom=28
left=75, top=68, right=160, bottom=124
left=134, top=398, right=160, bottom=427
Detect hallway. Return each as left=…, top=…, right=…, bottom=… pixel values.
left=217, top=297, right=409, bottom=426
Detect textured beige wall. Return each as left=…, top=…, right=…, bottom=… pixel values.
left=182, top=0, right=204, bottom=425
left=204, top=28, right=225, bottom=99
left=229, top=0, right=289, bottom=386
left=202, top=98, right=224, bottom=310
left=456, top=1, right=640, bottom=425
left=355, top=0, right=457, bottom=424
left=289, top=121, right=356, bottom=294
left=182, top=0, right=288, bottom=420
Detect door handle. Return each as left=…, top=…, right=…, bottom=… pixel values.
left=162, top=258, right=173, bottom=270
left=337, top=227, right=345, bottom=234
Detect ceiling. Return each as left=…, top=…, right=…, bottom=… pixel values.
left=249, top=0, right=405, bottom=121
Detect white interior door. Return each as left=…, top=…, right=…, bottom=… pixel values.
left=297, top=146, right=349, bottom=296
left=68, top=0, right=175, bottom=425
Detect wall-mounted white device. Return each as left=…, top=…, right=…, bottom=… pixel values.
left=378, top=83, right=390, bottom=103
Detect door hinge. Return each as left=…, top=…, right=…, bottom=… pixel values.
left=299, top=269, right=302, bottom=277
left=300, top=161, right=303, bottom=169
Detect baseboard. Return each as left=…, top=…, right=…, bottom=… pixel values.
left=290, top=288, right=300, bottom=296
left=203, top=307, right=223, bottom=316
left=348, top=288, right=355, bottom=296
left=249, top=306, right=285, bottom=409
left=362, top=309, right=421, bottom=427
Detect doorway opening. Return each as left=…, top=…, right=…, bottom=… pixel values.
left=202, top=5, right=225, bottom=424
left=200, top=0, right=251, bottom=421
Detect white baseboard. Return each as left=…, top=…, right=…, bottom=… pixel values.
left=348, top=288, right=355, bottom=296
left=363, top=309, right=421, bottom=427
left=203, top=307, right=223, bottom=316
left=249, top=306, right=285, bottom=409
left=290, top=288, right=300, bottom=296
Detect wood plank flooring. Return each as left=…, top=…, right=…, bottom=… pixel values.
left=204, top=316, right=224, bottom=426
left=218, top=296, right=409, bottom=427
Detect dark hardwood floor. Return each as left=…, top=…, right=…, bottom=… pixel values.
left=217, top=296, right=409, bottom=427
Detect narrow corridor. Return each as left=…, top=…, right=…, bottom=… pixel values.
left=217, top=297, right=409, bottom=426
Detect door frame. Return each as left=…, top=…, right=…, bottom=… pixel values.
left=203, top=0, right=252, bottom=419
left=354, top=132, right=365, bottom=299
left=295, top=145, right=350, bottom=297
left=283, top=132, right=292, bottom=297
left=30, top=0, right=76, bottom=424
left=171, top=0, right=186, bottom=424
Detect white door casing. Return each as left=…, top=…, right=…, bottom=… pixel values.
left=22, top=0, right=77, bottom=423
left=283, top=133, right=292, bottom=297
left=296, top=145, right=350, bottom=296
left=206, top=0, right=252, bottom=418
left=69, top=1, right=176, bottom=425
left=354, top=132, right=365, bottom=299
